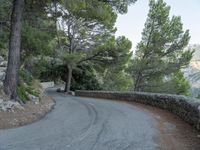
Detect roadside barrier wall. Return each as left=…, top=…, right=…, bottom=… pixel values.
left=75, top=91, right=200, bottom=131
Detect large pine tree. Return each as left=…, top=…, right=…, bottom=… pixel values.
left=4, top=0, right=25, bottom=100
left=129, top=0, right=193, bottom=94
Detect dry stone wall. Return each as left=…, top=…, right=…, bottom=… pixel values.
left=75, top=91, right=200, bottom=131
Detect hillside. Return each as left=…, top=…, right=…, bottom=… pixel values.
left=189, top=44, right=200, bottom=61
left=183, top=44, right=200, bottom=97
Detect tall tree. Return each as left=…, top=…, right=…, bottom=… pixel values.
left=4, top=0, right=25, bottom=100
left=53, top=1, right=117, bottom=92
left=129, top=0, right=193, bottom=94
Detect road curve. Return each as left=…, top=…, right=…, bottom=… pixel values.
left=0, top=88, right=198, bottom=150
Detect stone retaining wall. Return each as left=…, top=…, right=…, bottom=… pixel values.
left=41, top=82, right=55, bottom=89
left=75, top=91, right=200, bottom=131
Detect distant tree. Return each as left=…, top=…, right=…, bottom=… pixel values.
left=166, top=71, right=190, bottom=95
left=129, top=0, right=193, bottom=94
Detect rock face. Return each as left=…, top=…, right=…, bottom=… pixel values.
left=183, top=62, right=200, bottom=97
left=183, top=44, right=200, bottom=97
left=75, top=91, right=200, bottom=131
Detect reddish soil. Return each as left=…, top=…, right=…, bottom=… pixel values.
left=127, top=101, right=200, bottom=150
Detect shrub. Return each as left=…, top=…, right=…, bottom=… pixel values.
left=17, top=83, right=29, bottom=103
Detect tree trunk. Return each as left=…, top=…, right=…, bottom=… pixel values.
left=4, top=0, right=24, bottom=100
left=64, top=65, right=72, bottom=93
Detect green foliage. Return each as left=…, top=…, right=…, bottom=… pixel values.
left=17, top=83, right=29, bottom=103
left=25, top=86, right=40, bottom=97
left=21, top=23, right=55, bottom=57
left=24, top=56, right=57, bottom=79
left=62, top=0, right=118, bottom=28
left=62, top=52, right=86, bottom=68
left=1, top=0, right=139, bottom=98
left=52, top=0, right=133, bottom=91
left=169, top=71, right=191, bottom=95
left=98, top=0, right=137, bottom=14
left=17, top=83, right=40, bottom=103
left=93, top=36, right=133, bottom=91
left=0, top=0, right=11, bottom=57
left=129, top=0, right=193, bottom=95
left=18, top=68, right=41, bottom=103
left=102, top=70, right=133, bottom=91
left=196, top=94, right=200, bottom=100
left=71, top=64, right=102, bottom=90
left=19, top=69, right=33, bottom=85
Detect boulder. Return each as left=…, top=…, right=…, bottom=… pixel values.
left=26, top=92, right=40, bottom=104
left=57, top=87, right=65, bottom=92
left=0, top=61, right=7, bottom=67
left=68, top=91, right=75, bottom=96
left=0, top=98, right=3, bottom=104
left=0, top=72, right=5, bottom=81
left=0, top=56, right=4, bottom=62
left=0, top=100, right=23, bottom=112
left=0, top=67, right=6, bottom=72
left=0, top=81, right=3, bottom=87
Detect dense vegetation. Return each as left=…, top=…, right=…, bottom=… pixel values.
left=0, top=0, right=194, bottom=103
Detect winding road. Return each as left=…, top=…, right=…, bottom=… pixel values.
left=0, top=88, right=199, bottom=150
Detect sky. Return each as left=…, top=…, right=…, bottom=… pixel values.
left=115, top=0, right=200, bottom=52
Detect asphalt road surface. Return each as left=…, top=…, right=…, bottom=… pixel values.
left=0, top=88, right=197, bottom=150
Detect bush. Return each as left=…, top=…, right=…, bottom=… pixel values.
left=19, top=69, right=33, bottom=85
left=17, top=83, right=41, bottom=103
left=17, top=83, right=29, bottom=103
left=25, top=86, right=40, bottom=97
left=71, top=64, right=102, bottom=91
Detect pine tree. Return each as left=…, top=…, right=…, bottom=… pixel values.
left=129, top=0, right=193, bottom=94
left=4, top=0, right=25, bottom=100
left=54, top=0, right=118, bottom=92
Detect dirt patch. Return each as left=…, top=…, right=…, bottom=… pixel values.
left=126, top=101, right=200, bottom=150
left=0, top=95, right=55, bottom=129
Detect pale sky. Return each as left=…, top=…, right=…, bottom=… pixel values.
left=115, top=0, right=200, bottom=52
